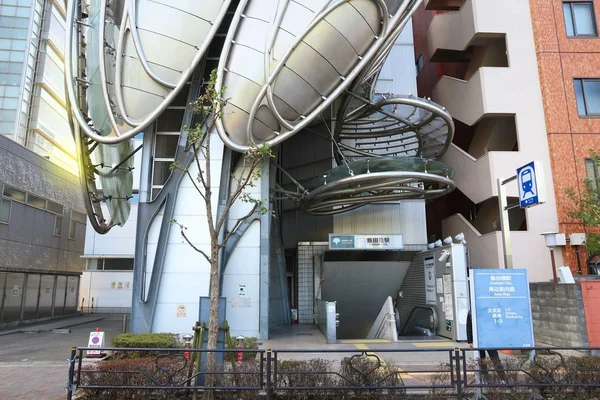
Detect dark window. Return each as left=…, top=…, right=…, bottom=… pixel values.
left=154, top=134, right=179, bottom=158
left=0, top=199, right=11, bottom=223
left=416, top=53, right=424, bottom=76
left=47, top=200, right=63, bottom=215
left=563, top=2, right=598, bottom=37
left=87, top=258, right=134, bottom=271
left=103, top=258, right=134, bottom=271
left=54, top=216, right=62, bottom=236
left=71, top=210, right=87, bottom=224
left=68, top=220, right=76, bottom=239
left=574, top=78, right=600, bottom=116
left=152, top=161, right=173, bottom=186
left=3, top=185, right=25, bottom=202
left=26, top=193, right=46, bottom=209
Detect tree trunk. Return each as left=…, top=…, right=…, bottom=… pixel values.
left=204, top=244, right=221, bottom=400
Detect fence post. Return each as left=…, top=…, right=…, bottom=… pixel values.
left=454, top=348, right=463, bottom=399
left=266, top=349, right=272, bottom=400
left=66, top=347, right=76, bottom=400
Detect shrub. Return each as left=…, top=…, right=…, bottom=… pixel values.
left=225, top=360, right=263, bottom=400
left=565, top=356, right=600, bottom=399
left=428, top=362, right=469, bottom=400
left=480, top=357, right=531, bottom=400
left=339, top=355, right=405, bottom=399
left=111, top=333, right=181, bottom=359
left=78, top=356, right=189, bottom=400
left=276, top=359, right=335, bottom=399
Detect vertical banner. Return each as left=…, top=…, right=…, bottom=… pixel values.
left=424, top=256, right=436, bottom=305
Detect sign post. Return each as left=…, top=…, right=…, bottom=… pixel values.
left=497, top=161, right=546, bottom=269
left=86, top=328, right=106, bottom=358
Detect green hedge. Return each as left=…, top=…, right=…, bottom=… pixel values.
left=79, top=357, right=189, bottom=400
left=111, top=333, right=181, bottom=359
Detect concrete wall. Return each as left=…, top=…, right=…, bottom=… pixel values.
left=79, top=271, right=133, bottom=313
left=530, top=283, right=588, bottom=347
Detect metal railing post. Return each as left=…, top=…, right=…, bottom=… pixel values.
left=266, top=349, right=272, bottom=400
left=454, top=348, right=463, bottom=399
left=66, top=347, right=76, bottom=400
left=122, top=314, right=128, bottom=333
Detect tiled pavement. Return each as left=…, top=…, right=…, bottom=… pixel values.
left=0, top=364, right=68, bottom=400
left=0, top=314, right=124, bottom=400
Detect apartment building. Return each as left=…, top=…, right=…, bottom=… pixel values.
left=529, top=0, right=600, bottom=274
left=414, top=0, right=563, bottom=281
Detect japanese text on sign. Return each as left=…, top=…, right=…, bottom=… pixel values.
left=472, top=269, right=534, bottom=348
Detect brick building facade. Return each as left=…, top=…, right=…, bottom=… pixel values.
left=530, top=0, right=600, bottom=273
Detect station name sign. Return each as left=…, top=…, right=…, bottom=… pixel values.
left=329, top=234, right=403, bottom=250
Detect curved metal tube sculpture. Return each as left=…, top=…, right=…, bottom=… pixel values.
left=66, top=0, right=457, bottom=232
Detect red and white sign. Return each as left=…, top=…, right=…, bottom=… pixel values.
left=86, top=330, right=105, bottom=357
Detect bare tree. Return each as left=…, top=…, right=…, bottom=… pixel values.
left=171, top=70, right=272, bottom=398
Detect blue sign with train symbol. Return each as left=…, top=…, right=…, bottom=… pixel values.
left=517, top=161, right=541, bottom=208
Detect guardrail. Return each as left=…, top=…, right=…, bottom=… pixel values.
left=66, top=346, right=600, bottom=399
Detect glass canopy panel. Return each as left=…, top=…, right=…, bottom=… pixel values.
left=305, top=157, right=455, bottom=191
left=85, top=0, right=133, bottom=226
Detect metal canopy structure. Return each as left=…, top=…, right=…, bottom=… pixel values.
left=277, top=157, right=455, bottom=216
left=65, top=0, right=456, bottom=233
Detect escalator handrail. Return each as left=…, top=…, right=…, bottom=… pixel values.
left=400, top=305, right=438, bottom=335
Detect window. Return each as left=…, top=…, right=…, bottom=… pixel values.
left=71, top=210, right=87, bottom=224
left=563, top=2, right=597, bottom=37
left=574, top=79, right=600, bottom=116
left=46, top=200, right=63, bottom=215
left=0, top=199, right=11, bottom=223
left=68, top=219, right=76, bottom=239
left=87, top=258, right=134, bottom=271
left=415, top=53, right=424, bottom=76
left=54, top=216, right=62, bottom=236
left=26, top=193, right=46, bottom=209
left=3, top=185, right=25, bottom=202
left=585, top=158, right=599, bottom=191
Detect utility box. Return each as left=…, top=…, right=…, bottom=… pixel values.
left=421, top=244, right=469, bottom=341
left=570, top=233, right=586, bottom=246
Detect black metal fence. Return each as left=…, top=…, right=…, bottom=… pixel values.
left=66, top=346, right=600, bottom=399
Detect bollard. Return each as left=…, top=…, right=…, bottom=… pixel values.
left=236, top=335, right=245, bottom=362
left=122, top=314, right=128, bottom=334
left=182, top=334, right=193, bottom=360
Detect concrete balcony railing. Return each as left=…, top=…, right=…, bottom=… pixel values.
left=441, top=143, right=524, bottom=204
left=433, top=68, right=515, bottom=127
left=443, top=214, right=554, bottom=281
left=442, top=213, right=503, bottom=268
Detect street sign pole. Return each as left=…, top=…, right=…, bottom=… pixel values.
left=497, top=175, right=516, bottom=269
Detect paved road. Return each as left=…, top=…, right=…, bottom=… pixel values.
left=0, top=314, right=124, bottom=400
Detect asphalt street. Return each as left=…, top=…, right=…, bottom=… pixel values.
left=0, top=314, right=125, bottom=399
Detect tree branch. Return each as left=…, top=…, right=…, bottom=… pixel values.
left=185, top=170, right=206, bottom=202
left=172, top=221, right=211, bottom=264
left=219, top=203, right=259, bottom=248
